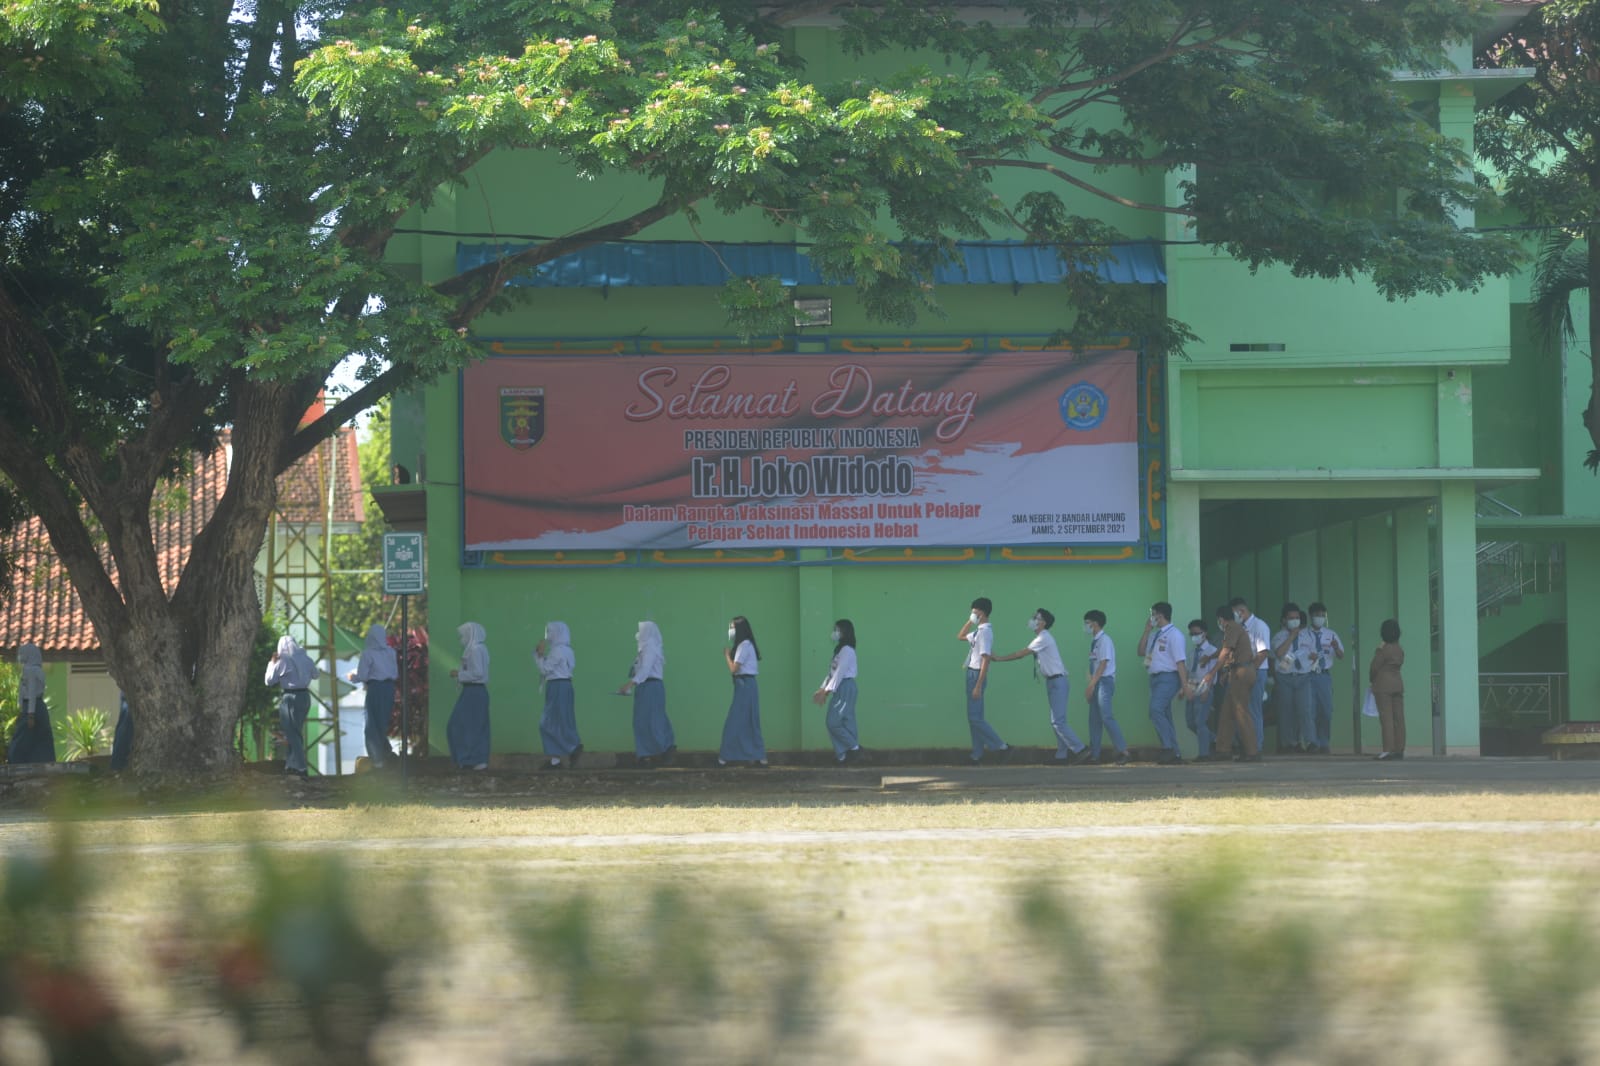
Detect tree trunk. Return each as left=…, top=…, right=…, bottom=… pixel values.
left=1588, top=234, right=1600, bottom=472
left=5, top=376, right=305, bottom=776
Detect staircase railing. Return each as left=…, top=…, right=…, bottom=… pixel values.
left=1428, top=494, right=1564, bottom=641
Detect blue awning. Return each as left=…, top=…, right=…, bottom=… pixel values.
left=454, top=239, right=1165, bottom=289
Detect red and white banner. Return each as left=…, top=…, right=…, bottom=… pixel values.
left=462, top=350, right=1139, bottom=550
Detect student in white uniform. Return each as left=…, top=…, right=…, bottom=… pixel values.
left=1137, top=601, right=1190, bottom=764
left=1083, top=609, right=1129, bottom=765
left=719, top=615, right=767, bottom=767
left=1305, top=602, right=1345, bottom=754
left=620, top=621, right=675, bottom=767
left=535, top=621, right=582, bottom=770
left=812, top=618, right=862, bottom=764
left=993, top=608, right=1089, bottom=764
left=1182, top=618, right=1218, bottom=757
left=957, top=596, right=1011, bottom=765
left=9, top=643, right=55, bottom=765
left=1271, top=603, right=1314, bottom=753
left=265, top=634, right=319, bottom=776
left=447, top=622, right=491, bottom=770
left=347, top=624, right=398, bottom=769
left=1230, top=597, right=1271, bottom=750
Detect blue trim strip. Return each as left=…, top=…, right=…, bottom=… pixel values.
left=455, top=239, right=1166, bottom=289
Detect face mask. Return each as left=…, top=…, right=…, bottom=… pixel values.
left=727, top=626, right=737, bottom=642
left=1286, top=618, right=1301, bottom=630
left=1311, top=615, right=1327, bottom=628
left=1084, top=623, right=1094, bottom=635
left=969, top=611, right=980, bottom=624
left=1233, top=611, right=1245, bottom=624
left=1028, top=616, right=1042, bottom=632
left=1149, top=614, right=1160, bottom=627
left=1190, top=633, right=1204, bottom=646
left=830, top=629, right=840, bottom=642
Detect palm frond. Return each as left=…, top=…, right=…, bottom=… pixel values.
left=1530, top=232, right=1590, bottom=351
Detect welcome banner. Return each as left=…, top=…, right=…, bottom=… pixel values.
left=462, top=349, right=1139, bottom=551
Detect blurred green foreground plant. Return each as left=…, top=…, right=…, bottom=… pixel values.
left=0, top=834, right=1598, bottom=1065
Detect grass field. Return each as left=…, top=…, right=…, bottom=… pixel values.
left=3, top=780, right=1600, bottom=1063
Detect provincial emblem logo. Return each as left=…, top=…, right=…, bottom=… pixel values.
left=1059, top=383, right=1108, bottom=431
left=500, top=387, right=545, bottom=450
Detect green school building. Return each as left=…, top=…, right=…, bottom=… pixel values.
left=377, top=27, right=1584, bottom=761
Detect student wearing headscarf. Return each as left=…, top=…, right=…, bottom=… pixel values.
left=347, top=624, right=399, bottom=769
left=8, top=643, right=56, bottom=764
left=264, top=634, right=319, bottom=776
left=718, top=615, right=767, bottom=767
left=618, top=621, right=674, bottom=767
left=447, top=622, right=491, bottom=770
left=535, top=621, right=582, bottom=770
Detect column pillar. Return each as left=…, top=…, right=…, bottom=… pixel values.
left=1437, top=482, right=1480, bottom=753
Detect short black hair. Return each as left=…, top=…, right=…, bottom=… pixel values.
left=1380, top=618, right=1401, bottom=643
left=971, top=597, right=993, bottom=616
left=1083, top=609, right=1107, bottom=627
left=1214, top=604, right=1233, bottom=624
left=1229, top=596, right=1250, bottom=610
left=1035, top=608, right=1055, bottom=629
left=1187, top=618, right=1208, bottom=633
left=1281, top=601, right=1303, bottom=621
left=1308, top=602, right=1328, bottom=616
left=1151, top=602, right=1173, bottom=622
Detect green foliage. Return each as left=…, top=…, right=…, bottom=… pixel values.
left=53, top=708, right=107, bottom=762
left=0, top=659, right=18, bottom=756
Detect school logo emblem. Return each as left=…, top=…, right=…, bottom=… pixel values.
left=1059, top=383, right=1108, bottom=430
left=500, top=387, right=545, bottom=450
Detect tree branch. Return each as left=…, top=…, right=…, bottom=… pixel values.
left=969, top=158, right=1192, bottom=215
left=1032, top=18, right=1252, bottom=103
left=281, top=361, right=411, bottom=472
left=433, top=194, right=692, bottom=320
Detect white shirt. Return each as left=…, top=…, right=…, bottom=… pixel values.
left=1145, top=623, right=1185, bottom=674
left=536, top=644, right=575, bottom=681
left=630, top=646, right=664, bottom=685
left=1188, top=638, right=1218, bottom=681
left=1273, top=627, right=1315, bottom=674
left=732, top=639, right=759, bottom=676
left=1089, top=630, right=1116, bottom=678
left=1307, top=625, right=1344, bottom=673
left=1244, top=614, right=1271, bottom=671
left=821, top=645, right=857, bottom=691
left=1028, top=629, right=1066, bottom=678
left=457, top=643, right=490, bottom=685
left=965, top=623, right=993, bottom=670
left=354, top=646, right=399, bottom=683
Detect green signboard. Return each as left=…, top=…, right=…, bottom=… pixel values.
left=382, top=532, right=425, bottom=595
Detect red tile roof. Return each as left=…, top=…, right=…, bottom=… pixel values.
left=0, top=428, right=365, bottom=657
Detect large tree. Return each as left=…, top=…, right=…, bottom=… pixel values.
left=1478, top=0, right=1600, bottom=469
left=2, top=0, right=1518, bottom=772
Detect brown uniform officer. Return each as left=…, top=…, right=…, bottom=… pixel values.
left=1210, top=613, right=1261, bottom=761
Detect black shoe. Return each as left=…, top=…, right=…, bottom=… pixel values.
left=1115, top=751, right=1130, bottom=765
left=1068, top=748, right=1093, bottom=765
left=1085, top=755, right=1101, bottom=765
left=568, top=744, right=584, bottom=767
left=970, top=754, right=985, bottom=766
left=1242, top=753, right=1263, bottom=762
left=752, top=760, right=770, bottom=769
left=1196, top=753, right=1228, bottom=762
left=636, top=756, right=656, bottom=770
left=1392, top=751, right=1405, bottom=760
left=1163, top=754, right=1186, bottom=765
left=1001, top=745, right=1019, bottom=763
left=539, top=759, right=564, bottom=771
